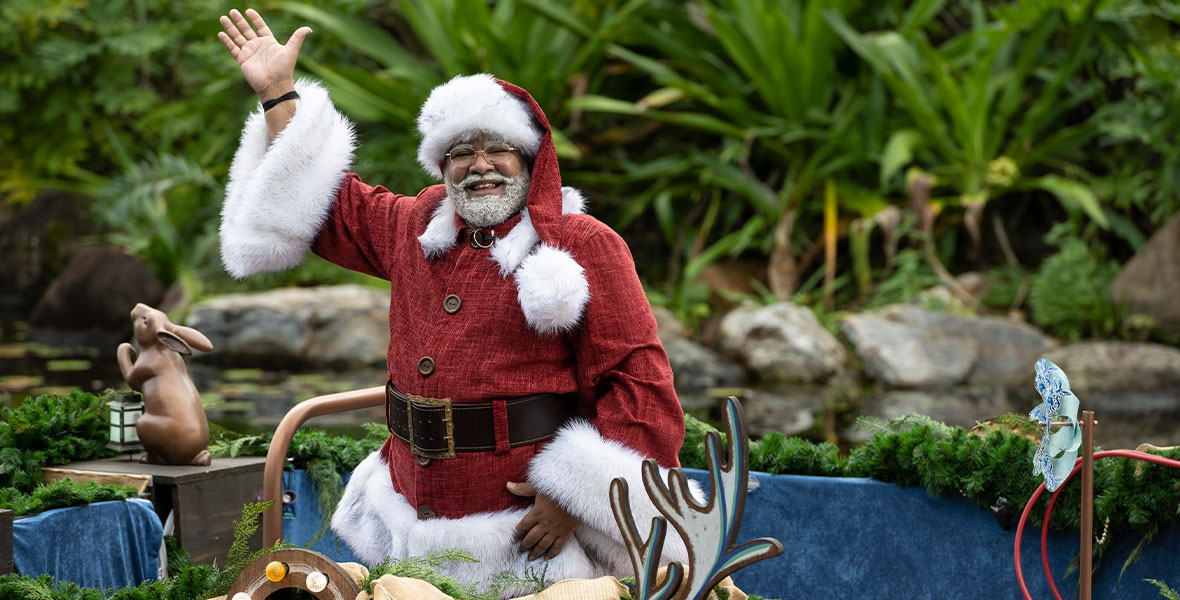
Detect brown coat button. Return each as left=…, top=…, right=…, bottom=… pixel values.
left=417, top=356, right=435, bottom=376
left=443, top=294, right=462, bottom=314
left=417, top=505, right=437, bottom=520
left=416, top=455, right=432, bottom=467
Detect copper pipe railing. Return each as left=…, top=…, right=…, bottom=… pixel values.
left=261, top=386, right=386, bottom=546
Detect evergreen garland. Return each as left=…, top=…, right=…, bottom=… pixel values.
left=0, top=391, right=117, bottom=493
left=0, top=479, right=137, bottom=517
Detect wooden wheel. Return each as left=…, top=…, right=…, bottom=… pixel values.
left=226, top=548, right=361, bottom=600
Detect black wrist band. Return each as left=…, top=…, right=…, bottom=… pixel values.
left=262, top=90, right=300, bottom=112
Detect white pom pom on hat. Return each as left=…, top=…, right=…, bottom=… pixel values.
left=416, top=73, right=544, bottom=180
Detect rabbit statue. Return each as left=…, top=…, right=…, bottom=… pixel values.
left=117, top=303, right=214, bottom=466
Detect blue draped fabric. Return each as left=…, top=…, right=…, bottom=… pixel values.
left=688, top=471, right=1180, bottom=600
left=12, top=499, right=162, bottom=589
left=284, top=468, right=1180, bottom=599
left=282, top=468, right=362, bottom=563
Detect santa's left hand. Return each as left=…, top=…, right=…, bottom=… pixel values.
left=507, top=481, right=580, bottom=560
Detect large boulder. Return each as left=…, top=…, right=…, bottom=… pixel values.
left=1111, top=212, right=1180, bottom=333
left=719, top=302, right=847, bottom=383
left=651, top=306, right=748, bottom=394
left=0, top=190, right=93, bottom=317
left=187, top=285, right=390, bottom=367
left=28, top=245, right=165, bottom=340
left=840, top=305, right=1052, bottom=387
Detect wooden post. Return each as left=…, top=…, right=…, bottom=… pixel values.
left=0, top=509, right=12, bottom=574
left=1079, top=410, right=1096, bottom=600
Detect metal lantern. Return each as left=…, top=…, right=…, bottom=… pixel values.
left=107, top=391, right=145, bottom=454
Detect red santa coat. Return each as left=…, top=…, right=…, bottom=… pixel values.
left=220, top=75, right=691, bottom=592
left=311, top=174, right=684, bottom=518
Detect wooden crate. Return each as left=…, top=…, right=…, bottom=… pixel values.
left=60, top=455, right=267, bottom=565
left=0, top=509, right=12, bottom=574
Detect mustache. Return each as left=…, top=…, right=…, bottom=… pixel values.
left=458, top=172, right=512, bottom=187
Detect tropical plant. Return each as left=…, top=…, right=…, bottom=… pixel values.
left=824, top=0, right=1110, bottom=250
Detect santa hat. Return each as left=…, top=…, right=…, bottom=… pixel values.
left=416, top=74, right=543, bottom=179
left=415, top=74, right=589, bottom=335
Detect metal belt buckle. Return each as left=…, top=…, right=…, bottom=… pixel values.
left=405, top=394, right=455, bottom=459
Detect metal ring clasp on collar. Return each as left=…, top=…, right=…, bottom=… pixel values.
left=469, top=229, right=496, bottom=249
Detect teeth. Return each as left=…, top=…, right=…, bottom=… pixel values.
left=470, top=183, right=500, bottom=190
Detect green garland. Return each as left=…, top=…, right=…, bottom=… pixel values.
left=0, top=390, right=118, bottom=493
left=0, top=391, right=132, bottom=518
left=0, top=479, right=137, bottom=517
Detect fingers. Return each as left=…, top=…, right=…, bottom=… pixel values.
left=219, top=15, right=247, bottom=46
left=217, top=31, right=240, bottom=58
left=544, top=535, right=567, bottom=560
left=287, top=26, right=312, bottom=54
left=229, top=9, right=257, bottom=40
left=518, top=524, right=545, bottom=553
left=245, top=8, right=273, bottom=38
left=506, top=481, right=537, bottom=497
left=528, top=533, right=556, bottom=561
left=514, top=510, right=538, bottom=541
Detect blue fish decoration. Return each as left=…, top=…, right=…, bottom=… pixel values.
left=1029, top=358, right=1081, bottom=492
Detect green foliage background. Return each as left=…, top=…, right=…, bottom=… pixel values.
left=3, top=0, right=1179, bottom=338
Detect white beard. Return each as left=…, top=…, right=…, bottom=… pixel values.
left=445, top=171, right=531, bottom=229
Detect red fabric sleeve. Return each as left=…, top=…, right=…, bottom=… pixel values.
left=311, top=172, right=409, bottom=279
left=568, top=225, right=684, bottom=468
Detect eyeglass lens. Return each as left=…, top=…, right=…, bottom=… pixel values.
left=448, top=145, right=513, bottom=167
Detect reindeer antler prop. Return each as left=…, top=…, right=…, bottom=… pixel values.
left=611, top=397, right=783, bottom=600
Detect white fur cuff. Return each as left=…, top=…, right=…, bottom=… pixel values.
left=331, top=451, right=600, bottom=597
left=220, top=79, right=356, bottom=278
left=527, top=421, right=696, bottom=574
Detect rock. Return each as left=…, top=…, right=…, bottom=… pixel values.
left=719, top=302, right=847, bottom=383
left=738, top=384, right=824, bottom=437
left=28, top=245, right=165, bottom=339
left=186, top=285, right=390, bottom=367
left=661, top=335, right=749, bottom=392
left=840, top=305, right=1052, bottom=387
left=1111, top=212, right=1180, bottom=332
left=651, top=305, right=687, bottom=338
left=0, top=190, right=93, bottom=317
left=1034, top=342, right=1180, bottom=414
left=651, top=305, right=748, bottom=393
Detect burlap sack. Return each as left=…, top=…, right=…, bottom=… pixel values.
left=509, top=576, right=628, bottom=600
left=338, top=561, right=371, bottom=588
left=356, top=574, right=454, bottom=600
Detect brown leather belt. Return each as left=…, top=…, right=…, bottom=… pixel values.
left=386, top=382, right=579, bottom=459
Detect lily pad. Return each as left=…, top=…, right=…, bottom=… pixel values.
left=221, top=368, right=265, bottom=381
left=0, top=375, right=43, bottom=391
left=0, top=344, right=27, bottom=359
left=46, top=359, right=92, bottom=372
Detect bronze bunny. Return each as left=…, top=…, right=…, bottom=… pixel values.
left=117, top=303, right=213, bottom=466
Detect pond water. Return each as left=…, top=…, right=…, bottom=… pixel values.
left=3, top=319, right=1177, bottom=450
left=0, top=320, right=386, bottom=438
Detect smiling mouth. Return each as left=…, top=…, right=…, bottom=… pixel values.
left=466, top=180, right=504, bottom=195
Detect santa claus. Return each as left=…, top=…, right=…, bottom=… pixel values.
left=217, top=8, right=690, bottom=595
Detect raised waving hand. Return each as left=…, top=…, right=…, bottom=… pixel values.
left=217, top=8, right=310, bottom=99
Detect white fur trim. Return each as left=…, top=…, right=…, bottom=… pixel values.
left=561, top=186, right=587, bottom=215
left=220, top=79, right=355, bottom=278
left=416, top=74, right=542, bottom=180
left=527, top=420, right=701, bottom=575
left=332, top=451, right=601, bottom=597
left=417, top=196, right=458, bottom=258
left=514, top=244, right=589, bottom=334
left=489, top=208, right=540, bottom=276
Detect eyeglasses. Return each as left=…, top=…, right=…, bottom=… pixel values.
left=445, top=144, right=517, bottom=168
